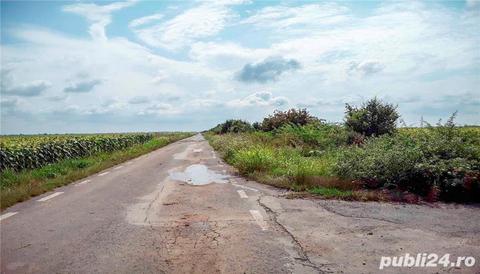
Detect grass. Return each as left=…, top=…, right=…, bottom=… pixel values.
left=308, top=187, right=353, bottom=199
left=204, top=131, right=428, bottom=203
left=205, top=132, right=353, bottom=194
left=0, top=133, right=193, bottom=209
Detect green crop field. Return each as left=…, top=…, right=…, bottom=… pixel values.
left=0, top=133, right=154, bottom=171
left=0, top=132, right=193, bottom=209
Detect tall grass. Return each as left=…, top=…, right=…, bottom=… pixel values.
left=205, top=131, right=342, bottom=190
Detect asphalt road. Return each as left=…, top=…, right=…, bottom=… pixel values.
left=1, top=134, right=479, bottom=274
left=1, top=134, right=320, bottom=273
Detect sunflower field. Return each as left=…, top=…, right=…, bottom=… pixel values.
left=0, top=133, right=153, bottom=172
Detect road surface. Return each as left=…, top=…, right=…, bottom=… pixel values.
left=1, top=134, right=479, bottom=273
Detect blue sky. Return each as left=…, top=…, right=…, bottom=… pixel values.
left=1, top=0, right=479, bottom=134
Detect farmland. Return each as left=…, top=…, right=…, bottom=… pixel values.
left=0, top=133, right=154, bottom=171
left=206, top=101, right=480, bottom=203
left=0, top=132, right=193, bottom=209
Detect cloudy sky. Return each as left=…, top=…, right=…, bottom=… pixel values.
left=1, top=0, right=479, bottom=134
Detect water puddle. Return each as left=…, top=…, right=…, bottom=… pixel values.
left=169, top=164, right=229, bottom=185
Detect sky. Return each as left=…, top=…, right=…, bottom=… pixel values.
left=1, top=0, right=479, bottom=134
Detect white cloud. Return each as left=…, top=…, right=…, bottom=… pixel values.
left=132, top=2, right=235, bottom=50
left=129, top=13, right=164, bottom=28
left=151, top=71, right=169, bottom=84
left=466, top=0, right=480, bottom=8
left=190, top=42, right=264, bottom=61
left=137, top=102, right=180, bottom=116
left=1, top=27, right=220, bottom=120
left=2, top=1, right=479, bottom=133
left=240, top=1, right=479, bottom=83
left=242, top=3, right=349, bottom=31
left=189, top=42, right=271, bottom=71
left=63, top=0, right=138, bottom=41
left=188, top=98, right=223, bottom=108
left=226, top=91, right=289, bottom=108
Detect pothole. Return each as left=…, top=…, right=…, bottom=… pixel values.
left=169, top=164, right=229, bottom=186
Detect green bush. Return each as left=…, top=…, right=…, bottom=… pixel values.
left=336, top=119, right=480, bottom=202
left=345, top=97, right=399, bottom=137
left=211, top=119, right=253, bottom=134
left=276, top=123, right=348, bottom=151
left=260, top=108, right=320, bottom=131
left=336, top=134, right=424, bottom=189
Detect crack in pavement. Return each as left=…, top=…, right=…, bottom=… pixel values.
left=208, top=221, right=221, bottom=247
left=144, top=185, right=163, bottom=224
left=313, top=202, right=401, bottom=225
left=193, top=221, right=220, bottom=249
left=257, top=195, right=329, bottom=274
left=141, top=185, right=169, bottom=272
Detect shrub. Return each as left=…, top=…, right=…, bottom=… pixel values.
left=276, top=123, right=348, bottom=151
left=336, top=117, right=480, bottom=202
left=345, top=97, right=399, bottom=137
left=212, top=119, right=253, bottom=134
left=261, top=108, right=320, bottom=131
left=336, top=134, right=425, bottom=190
left=346, top=131, right=366, bottom=145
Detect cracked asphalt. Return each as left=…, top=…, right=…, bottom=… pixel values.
left=1, top=134, right=479, bottom=273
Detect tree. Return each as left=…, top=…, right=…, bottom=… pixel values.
left=345, top=97, right=399, bottom=137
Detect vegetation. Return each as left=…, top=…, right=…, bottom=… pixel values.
left=345, top=97, right=399, bottom=137
left=1, top=133, right=153, bottom=172
left=260, top=108, right=320, bottom=131
left=207, top=104, right=479, bottom=203
left=211, top=119, right=253, bottom=134
left=308, top=187, right=353, bottom=199
left=0, top=132, right=193, bottom=209
left=337, top=116, right=480, bottom=201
